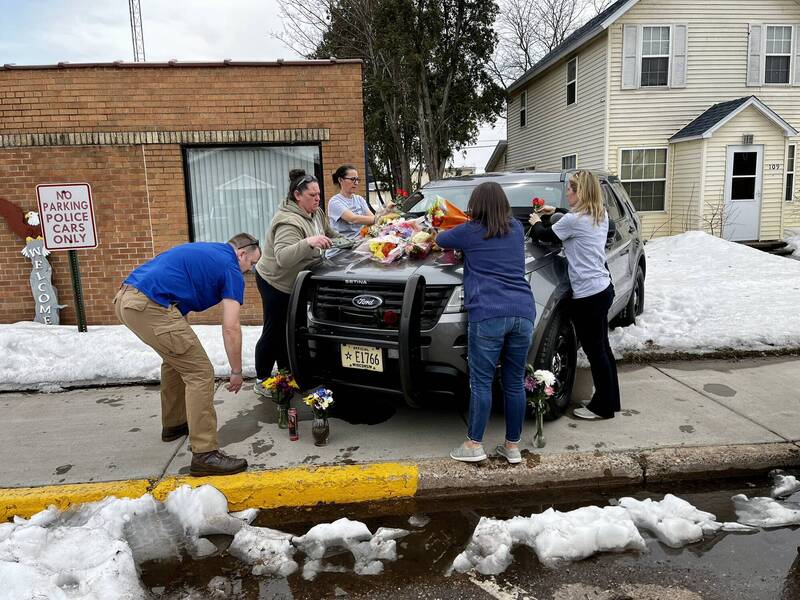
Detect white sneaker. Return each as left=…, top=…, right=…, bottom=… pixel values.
left=573, top=406, right=605, bottom=420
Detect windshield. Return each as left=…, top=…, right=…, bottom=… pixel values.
left=404, top=181, right=566, bottom=213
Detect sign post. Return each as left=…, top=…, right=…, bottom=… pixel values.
left=36, top=183, right=98, bottom=333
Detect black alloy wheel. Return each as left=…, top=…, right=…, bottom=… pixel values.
left=531, top=311, right=577, bottom=420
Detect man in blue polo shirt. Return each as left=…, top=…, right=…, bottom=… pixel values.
left=114, top=233, right=261, bottom=476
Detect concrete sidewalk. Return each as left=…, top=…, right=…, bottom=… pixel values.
left=2, top=355, right=800, bottom=519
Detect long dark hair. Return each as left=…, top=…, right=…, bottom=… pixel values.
left=467, top=181, right=511, bottom=239
left=332, top=164, right=356, bottom=187
left=287, top=169, right=318, bottom=203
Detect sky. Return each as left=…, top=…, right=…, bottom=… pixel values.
left=0, top=0, right=504, bottom=171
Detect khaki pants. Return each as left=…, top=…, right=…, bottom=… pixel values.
left=113, top=286, right=218, bottom=453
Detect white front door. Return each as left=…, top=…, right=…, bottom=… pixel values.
left=723, top=145, right=762, bottom=241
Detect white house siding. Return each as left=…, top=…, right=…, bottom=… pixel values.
left=703, top=106, right=787, bottom=240
left=507, top=35, right=608, bottom=171
left=608, top=0, right=800, bottom=239
left=668, top=139, right=705, bottom=235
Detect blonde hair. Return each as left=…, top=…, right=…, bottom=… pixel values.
left=569, top=171, right=604, bottom=225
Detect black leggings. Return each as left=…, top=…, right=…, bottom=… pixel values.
left=570, top=284, right=621, bottom=418
left=255, top=272, right=291, bottom=380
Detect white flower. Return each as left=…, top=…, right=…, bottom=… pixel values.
left=533, top=370, right=556, bottom=387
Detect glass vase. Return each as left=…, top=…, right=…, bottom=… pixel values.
left=312, top=417, right=330, bottom=446
left=277, top=403, right=289, bottom=429
left=534, top=412, right=546, bottom=448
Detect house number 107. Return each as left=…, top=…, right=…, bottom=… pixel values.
left=768, top=163, right=782, bottom=170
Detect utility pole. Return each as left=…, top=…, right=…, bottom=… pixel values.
left=128, top=0, right=146, bottom=62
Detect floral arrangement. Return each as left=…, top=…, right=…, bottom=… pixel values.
left=427, top=197, right=447, bottom=228
left=367, top=235, right=405, bottom=262
left=262, top=369, right=299, bottom=405
left=525, top=366, right=556, bottom=407
left=303, top=387, right=334, bottom=418
left=531, top=197, right=546, bottom=213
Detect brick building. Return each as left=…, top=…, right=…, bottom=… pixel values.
left=0, top=60, right=365, bottom=326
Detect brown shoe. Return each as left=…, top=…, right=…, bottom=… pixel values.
left=190, top=450, right=248, bottom=477
left=161, top=422, right=189, bottom=442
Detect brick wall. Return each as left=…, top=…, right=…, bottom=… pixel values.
left=0, top=61, right=365, bottom=326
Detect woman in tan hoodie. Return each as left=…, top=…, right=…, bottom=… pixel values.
left=254, top=169, right=342, bottom=392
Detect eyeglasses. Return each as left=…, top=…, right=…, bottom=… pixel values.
left=342, top=176, right=361, bottom=183
left=237, top=241, right=260, bottom=251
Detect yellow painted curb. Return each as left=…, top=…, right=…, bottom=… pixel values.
left=152, top=463, right=419, bottom=511
left=0, top=480, right=151, bottom=521
left=1, top=463, right=419, bottom=521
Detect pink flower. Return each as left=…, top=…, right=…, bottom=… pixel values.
left=544, top=386, right=554, bottom=396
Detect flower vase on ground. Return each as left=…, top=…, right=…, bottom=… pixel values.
left=534, top=412, right=545, bottom=448
left=261, top=370, right=299, bottom=430
left=304, top=387, right=334, bottom=447
left=525, top=365, right=557, bottom=450
left=276, top=401, right=289, bottom=429
left=312, top=417, right=330, bottom=446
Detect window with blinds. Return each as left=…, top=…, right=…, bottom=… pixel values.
left=185, top=145, right=322, bottom=243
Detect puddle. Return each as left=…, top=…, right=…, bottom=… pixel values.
left=140, top=476, right=800, bottom=600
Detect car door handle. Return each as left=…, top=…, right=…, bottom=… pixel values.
left=628, top=225, right=636, bottom=234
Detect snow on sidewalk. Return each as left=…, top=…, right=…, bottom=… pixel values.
left=1, top=232, right=799, bottom=391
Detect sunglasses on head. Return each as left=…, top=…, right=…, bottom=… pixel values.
left=295, top=174, right=318, bottom=188
left=237, top=240, right=260, bottom=251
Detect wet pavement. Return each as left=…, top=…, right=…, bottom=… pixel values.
left=140, top=475, right=800, bottom=600
left=3, top=355, right=799, bottom=488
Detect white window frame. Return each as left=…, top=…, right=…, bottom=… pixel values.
left=561, top=154, right=577, bottom=170
left=619, top=146, right=669, bottom=213
left=638, top=25, right=672, bottom=88
left=519, top=90, right=527, bottom=128
left=764, top=24, right=793, bottom=85
left=787, top=143, right=796, bottom=202
left=566, top=57, right=577, bottom=106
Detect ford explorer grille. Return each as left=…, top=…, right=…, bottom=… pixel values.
left=312, top=281, right=452, bottom=330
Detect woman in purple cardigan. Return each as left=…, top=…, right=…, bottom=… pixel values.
left=437, top=182, right=536, bottom=465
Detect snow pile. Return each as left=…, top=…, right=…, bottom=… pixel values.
left=293, top=518, right=409, bottom=580
left=0, top=321, right=262, bottom=391
left=785, top=233, right=800, bottom=258
left=228, top=525, right=298, bottom=577
left=452, top=493, right=757, bottom=575
left=0, top=486, right=409, bottom=598
left=770, top=469, right=800, bottom=499
left=451, top=505, right=646, bottom=574
left=608, top=231, right=800, bottom=357
left=733, top=494, right=800, bottom=528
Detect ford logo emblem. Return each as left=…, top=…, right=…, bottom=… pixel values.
left=352, top=294, right=383, bottom=309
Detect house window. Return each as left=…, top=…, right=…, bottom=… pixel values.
left=765, top=26, right=793, bottom=84
left=787, top=144, right=796, bottom=202
left=561, top=154, right=577, bottom=170
left=641, top=26, right=670, bottom=87
left=185, top=145, right=322, bottom=242
left=566, top=58, right=577, bottom=105
left=519, top=90, right=527, bottom=128
left=620, top=148, right=668, bottom=211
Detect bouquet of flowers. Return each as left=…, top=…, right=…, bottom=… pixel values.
left=262, top=369, right=299, bottom=406
left=525, top=365, right=557, bottom=447
left=531, top=197, right=546, bottom=213
left=303, top=387, right=334, bottom=418
left=362, top=234, right=405, bottom=263
left=406, top=231, right=433, bottom=260
left=427, top=196, right=470, bottom=230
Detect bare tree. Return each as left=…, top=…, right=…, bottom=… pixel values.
left=491, top=0, right=614, bottom=89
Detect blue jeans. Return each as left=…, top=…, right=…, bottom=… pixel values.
left=467, top=316, right=534, bottom=444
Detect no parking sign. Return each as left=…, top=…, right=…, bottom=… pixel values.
left=36, top=183, right=98, bottom=250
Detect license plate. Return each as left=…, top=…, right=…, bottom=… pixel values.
left=341, top=343, right=384, bottom=372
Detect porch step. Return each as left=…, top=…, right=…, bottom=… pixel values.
left=739, top=240, right=793, bottom=256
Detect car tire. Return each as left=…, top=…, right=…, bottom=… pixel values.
left=613, top=265, right=645, bottom=328
left=530, top=310, right=577, bottom=421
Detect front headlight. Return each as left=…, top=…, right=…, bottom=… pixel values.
left=444, top=285, right=465, bottom=313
